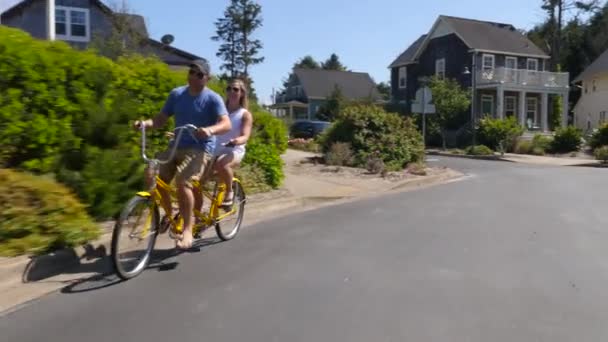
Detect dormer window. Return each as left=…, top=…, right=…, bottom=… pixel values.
left=55, top=6, right=90, bottom=42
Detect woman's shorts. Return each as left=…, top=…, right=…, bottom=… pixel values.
left=214, top=146, right=245, bottom=164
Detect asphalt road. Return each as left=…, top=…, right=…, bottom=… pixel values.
left=2, top=157, right=608, bottom=341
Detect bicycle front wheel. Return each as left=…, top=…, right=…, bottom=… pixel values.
left=111, top=195, right=160, bottom=280
left=215, top=180, right=246, bottom=241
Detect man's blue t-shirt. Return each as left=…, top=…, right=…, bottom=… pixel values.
left=161, top=86, right=228, bottom=154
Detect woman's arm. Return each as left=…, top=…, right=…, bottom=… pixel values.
left=231, top=110, right=253, bottom=145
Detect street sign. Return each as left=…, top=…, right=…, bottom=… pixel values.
left=410, top=86, right=435, bottom=149
left=411, top=86, right=435, bottom=114
left=411, top=103, right=436, bottom=114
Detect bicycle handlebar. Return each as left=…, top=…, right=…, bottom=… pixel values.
left=140, top=124, right=200, bottom=164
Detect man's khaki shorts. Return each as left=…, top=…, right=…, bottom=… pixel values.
left=157, top=148, right=212, bottom=188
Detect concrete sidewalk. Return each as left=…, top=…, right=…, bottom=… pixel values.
left=0, top=149, right=462, bottom=315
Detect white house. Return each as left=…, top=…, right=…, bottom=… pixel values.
left=573, top=48, right=608, bottom=132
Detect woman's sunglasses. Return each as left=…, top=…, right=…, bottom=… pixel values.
left=226, top=86, right=241, bottom=93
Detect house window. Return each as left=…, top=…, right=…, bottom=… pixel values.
left=527, top=58, right=539, bottom=71
left=505, top=56, right=517, bottom=69
left=505, top=96, right=516, bottom=117
left=585, top=81, right=588, bottom=94
left=55, top=9, right=67, bottom=35
left=593, top=79, right=597, bottom=92
left=482, top=54, right=495, bottom=71
left=481, top=94, right=494, bottom=117
left=398, top=66, right=407, bottom=89
left=600, top=111, right=606, bottom=124
left=55, top=6, right=90, bottom=42
left=435, top=58, right=445, bottom=79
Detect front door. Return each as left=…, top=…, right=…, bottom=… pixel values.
left=526, top=97, right=538, bottom=130
left=505, top=96, right=516, bottom=118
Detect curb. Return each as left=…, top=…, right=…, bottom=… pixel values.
left=389, top=169, right=463, bottom=191
left=426, top=150, right=504, bottom=161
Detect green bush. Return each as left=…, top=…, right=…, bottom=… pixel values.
left=234, top=163, right=272, bottom=194
left=466, top=145, right=494, bottom=156
left=531, top=134, right=553, bottom=154
left=0, top=26, right=284, bottom=219
left=325, top=142, right=355, bottom=167
left=594, top=146, right=608, bottom=164
left=250, top=110, right=288, bottom=154
left=320, top=104, right=424, bottom=171
left=476, top=116, right=523, bottom=152
left=551, top=125, right=582, bottom=153
left=514, top=140, right=532, bottom=154
left=589, top=123, right=608, bottom=150
left=0, top=169, right=100, bottom=257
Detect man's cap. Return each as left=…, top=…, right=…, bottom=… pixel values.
left=189, top=59, right=210, bottom=75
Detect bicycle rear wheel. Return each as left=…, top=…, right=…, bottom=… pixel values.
left=215, top=180, right=246, bottom=241
left=111, top=195, right=160, bottom=280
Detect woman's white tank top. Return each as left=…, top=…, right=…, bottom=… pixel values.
left=216, top=107, right=246, bottom=153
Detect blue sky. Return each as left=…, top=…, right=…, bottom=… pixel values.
left=1, top=0, right=553, bottom=104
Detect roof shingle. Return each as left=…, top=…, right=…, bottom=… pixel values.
left=389, top=34, right=427, bottom=68
left=441, top=15, right=549, bottom=58
left=294, top=68, right=381, bottom=101
left=573, top=48, right=608, bottom=83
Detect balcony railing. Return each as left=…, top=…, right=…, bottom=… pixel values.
left=476, top=67, right=569, bottom=89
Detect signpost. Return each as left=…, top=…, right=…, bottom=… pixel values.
left=411, top=78, right=435, bottom=147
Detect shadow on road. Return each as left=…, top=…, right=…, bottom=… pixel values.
left=20, top=237, right=222, bottom=295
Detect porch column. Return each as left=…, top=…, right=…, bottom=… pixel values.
left=562, top=91, right=569, bottom=127
left=289, top=104, right=294, bottom=121
left=47, top=0, right=56, bottom=41
left=519, top=90, right=527, bottom=127
left=541, top=92, right=549, bottom=132
left=497, top=86, right=504, bottom=119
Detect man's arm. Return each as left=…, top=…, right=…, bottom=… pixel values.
left=137, top=112, right=170, bottom=130
left=197, top=94, right=231, bottom=137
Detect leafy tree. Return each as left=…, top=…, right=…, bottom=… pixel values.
left=296, top=55, right=321, bottom=69
left=88, top=0, right=149, bottom=60
left=321, top=53, right=347, bottom=71
left=376, top=81, right=390, bottom=101
left=428, top=76, right=471, bottom=149
left=212, top=0, right=264, bottom=78
left=538, top=0, right=601, bottom=69
left=317, top=85, right=346, bottom=121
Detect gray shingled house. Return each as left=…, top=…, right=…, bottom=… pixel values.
left=389, top=15, right=571, bottom=132
left=0, top=0, right=203, bottom=67
left=272, top=68, right=383, bottom=120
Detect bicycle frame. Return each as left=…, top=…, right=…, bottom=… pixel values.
left=137, top=124, right=242, bottom=236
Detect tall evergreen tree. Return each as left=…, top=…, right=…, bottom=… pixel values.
left=212, top=0, right=264, bottom=78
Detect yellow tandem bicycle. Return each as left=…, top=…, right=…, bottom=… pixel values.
left=111, top=124, right=246, bottom=280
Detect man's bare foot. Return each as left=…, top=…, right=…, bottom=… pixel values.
left=176, top=229, right=193, bottom=249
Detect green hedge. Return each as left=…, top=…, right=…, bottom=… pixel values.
left=551, top=125, right=583, bottom=153
left=589, top=123, right=608, bottom=150
left=319, top=104, right=424, bottom=170
left=0, top=169, right=100, bottom=257
left=0, top=26, right=284, bottom=219
left=476, top=116, right=524, bottom=152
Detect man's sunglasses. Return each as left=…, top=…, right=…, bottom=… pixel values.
left=226, top=86, right=241, bottom=92
left=188, top=69, right=205, bottom=79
